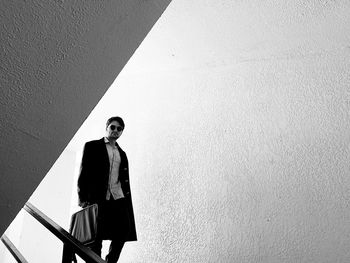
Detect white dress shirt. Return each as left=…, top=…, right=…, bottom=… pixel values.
left=104, top=137, right=125, bottom=200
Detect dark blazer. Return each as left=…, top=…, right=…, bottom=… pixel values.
left=77, top=138, right=137, bottom=241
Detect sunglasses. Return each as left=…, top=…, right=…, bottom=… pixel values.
left=110, top=125, right=123, bottom=132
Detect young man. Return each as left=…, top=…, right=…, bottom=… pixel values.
left=77, top=116, right=137, bottom=263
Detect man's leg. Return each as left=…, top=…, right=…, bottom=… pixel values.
left=88, top=238, right=103, bottom=262
left=105, top=240, right=125, bottom=263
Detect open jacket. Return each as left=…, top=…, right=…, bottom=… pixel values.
left=77, top=138, right=137, bottom=241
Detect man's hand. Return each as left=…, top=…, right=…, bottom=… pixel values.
left=80, top=201, right=91, bottom=208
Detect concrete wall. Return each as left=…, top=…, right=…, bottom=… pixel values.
left=1, top=0, right=350, bottom=262
left=0, top=0, right=172, bottom=236
left=66, top=1, right=349, bottom=262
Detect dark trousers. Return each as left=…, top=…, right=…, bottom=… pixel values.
left=90, top=198, right=130, bottom=263
left=90, top=239, right=124, bottom=263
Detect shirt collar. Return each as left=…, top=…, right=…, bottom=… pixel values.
left=104, top=137, right=118, bottom=147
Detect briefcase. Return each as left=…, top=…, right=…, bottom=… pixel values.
left=69, top=204, right=98, bottom=245
left=62, top=204, right=99, bottom=263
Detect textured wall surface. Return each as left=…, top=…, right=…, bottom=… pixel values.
left=63, top=0, right=349, bottom=262
left=1, top=0, right=350, bottom=262
left=0, top=0, right=172, bottom=236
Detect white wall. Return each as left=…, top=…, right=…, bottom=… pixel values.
left=67, top=1, right=350, bottom=262
left=2, top=0, right=350, bottom=263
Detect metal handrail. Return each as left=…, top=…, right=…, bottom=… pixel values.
left=1, top=234, right=28, bottom=263
left=23, top=202, right=105, bottom=263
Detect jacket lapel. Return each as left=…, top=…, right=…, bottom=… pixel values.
left=99, top=137, right=110, bottom=167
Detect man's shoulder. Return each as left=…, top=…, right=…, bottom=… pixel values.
left=85, top=138, right=104, bottom=147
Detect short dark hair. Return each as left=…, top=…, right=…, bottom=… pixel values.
left=106, top=116, right=125, bottom=129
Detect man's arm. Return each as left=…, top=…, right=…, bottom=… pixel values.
left=77, top=142, right=93, bottom=207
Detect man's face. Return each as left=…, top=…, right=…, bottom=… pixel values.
left=106, top=120, right=123, bottom=140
